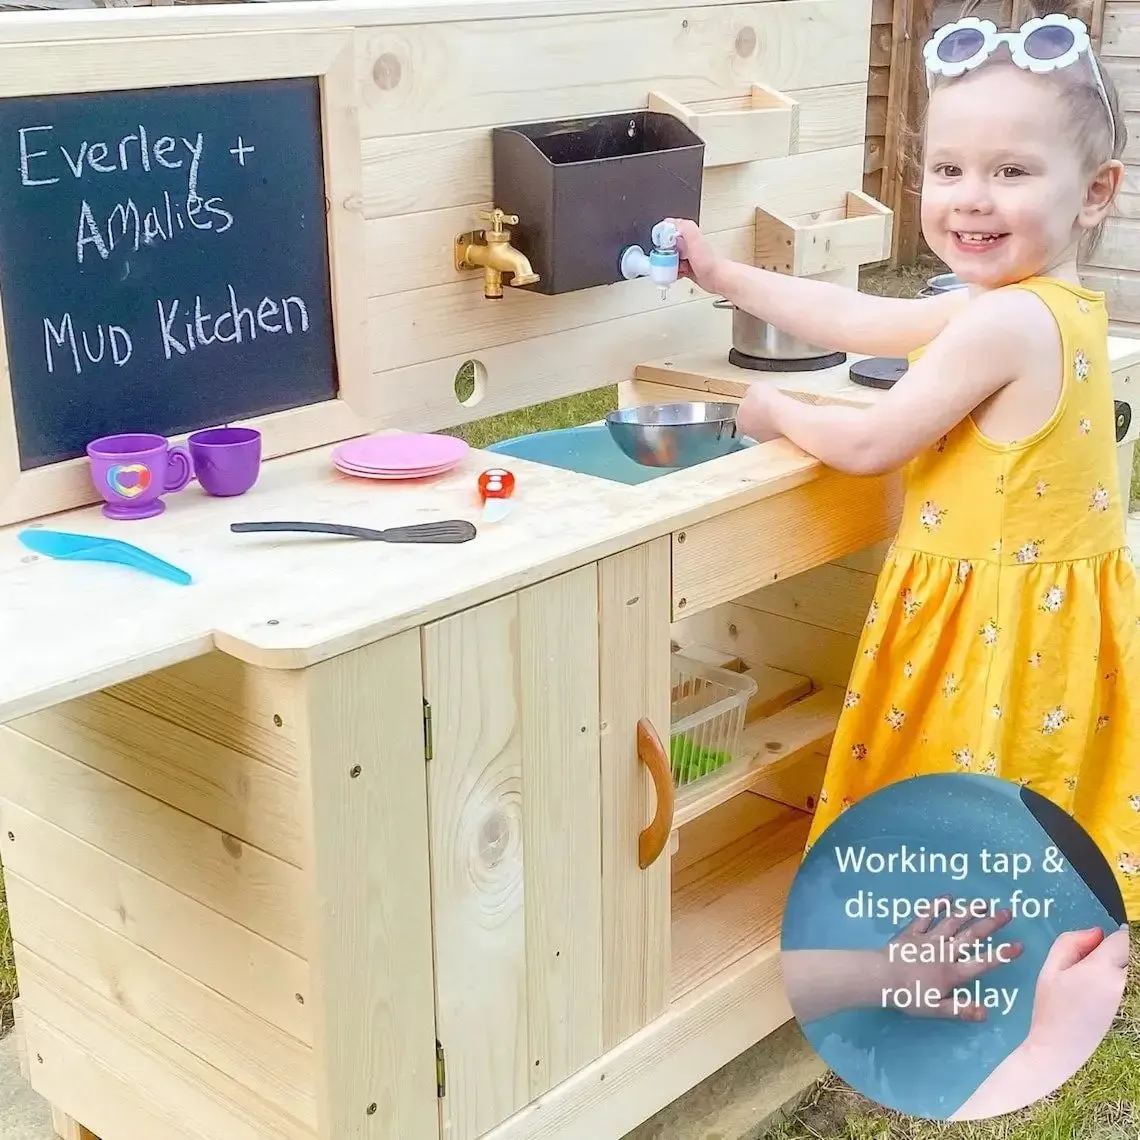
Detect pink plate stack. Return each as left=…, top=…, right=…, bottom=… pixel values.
left=331, top=433, right=469, bottom=481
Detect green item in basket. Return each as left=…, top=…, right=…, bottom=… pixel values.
left=670, top=732, right=733, bottom=784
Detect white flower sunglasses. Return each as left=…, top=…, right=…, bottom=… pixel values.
left=924, top=13, right=1116, bottom=154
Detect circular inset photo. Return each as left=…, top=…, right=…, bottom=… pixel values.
left=780, top=773, right=1130, bottom=1121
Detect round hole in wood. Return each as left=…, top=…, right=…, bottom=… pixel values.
left=5, top=832, right=12, bottom=842
left=350, top=765, right=362, bottom=779
left=295, top=993, right=305, bottom=1005
left=373, top=53, right=402, bottom=90
left=455, top=360, right=487, bottom=407
left=272, top=714, right=283, bottom=727
left=366, top=1103, right=378, bottom=1116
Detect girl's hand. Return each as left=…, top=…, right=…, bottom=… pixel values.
left=669, top=219, right=723, bottom=293
left=1022, top=926, right=1129, bottom=1059
left=736, top=384, right=783, bottom=444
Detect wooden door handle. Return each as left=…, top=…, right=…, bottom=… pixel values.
left=637, top=717, right=675, bottom=869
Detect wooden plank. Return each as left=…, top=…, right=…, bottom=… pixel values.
left=10, top=689, right=302, bottom=866
left=355, top=0, right=873, bottom=138
left=736, top=562, right=879, bottom=638
left=421, top=604, right=516, bottom=1136
left=357, top=293, right=726, bottom=435
left=1082, top=266, right=1140, bottom=323
left=869, top=20, right=893, bottom=67
left=294, top=629, right=439, bottom=1140
left=365, top=142, right=868, bottom=297
left=671, top=469, right=901, bottom=618
left=672, top=792, right=791, bottom=875
left=517, top=568, right=604, bottom=1097
left=20, top=950, right=312, bottom=1140
left=101, top=653, right=301, bottom=776
left=1102, top=2, right=1140, bottom=56
left=49, top=1111, right=99, bottom=1140
left=751, top=749, right=829, bottom=812
left=6, top=874, right=315, bottom=1126
left=479, top=938, right=800, bottom=1140
left=742, top=663, right=814, bottom=720
left=423, top=586, right=604, bottom=1140
left=833, top=540, right=891, bottom=574
left=1087, top=213, right=1140, bottom=270
left=671, top=808, right=809, bottom=998
left=597, top=539, right=672, bottom=1049
left=678, top=605, right=862, bottom=690
left=26, top=1012, right=201, bottom=1140
left=885, top=0, right=935, bottom=264
left=0, top=726, right=306, bottom=954
left=359, top=82, right=868, bottom=221
left=0, top=800, right=310, bottom=1041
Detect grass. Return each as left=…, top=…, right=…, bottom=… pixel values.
left=766, top=928, right=1140, bottom=1140
left=1, top=254, right=1136, bottom=1140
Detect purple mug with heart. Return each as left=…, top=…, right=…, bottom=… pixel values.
left=86, top=433, right=194, bottom=520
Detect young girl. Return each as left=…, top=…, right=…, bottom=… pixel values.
left=671, top=0, right=1140, bottom=919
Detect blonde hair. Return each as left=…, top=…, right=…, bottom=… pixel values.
left=913, top=0, right=1127, bottom=257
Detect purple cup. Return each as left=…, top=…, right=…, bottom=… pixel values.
left=187, top=426, right=262, bottom=497
left=86, top=433, right=194, bottom=520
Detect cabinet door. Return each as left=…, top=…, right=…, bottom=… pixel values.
left=422, top=566, right=604, bottom=1140
left=597, top=538, right=673, bottom=1047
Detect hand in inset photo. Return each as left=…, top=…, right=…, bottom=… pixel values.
left=949, top=924, right=1130, bottom=1121
left=781, top=898, right=1023, bottom=1025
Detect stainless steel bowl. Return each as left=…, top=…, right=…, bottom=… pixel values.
left=605, top=401, right=743, bottom=468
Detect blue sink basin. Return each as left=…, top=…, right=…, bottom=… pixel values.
left=487, top=423, right=753, bottom=487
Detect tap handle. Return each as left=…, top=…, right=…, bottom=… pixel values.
left=479, top=207, right=519, bottom=233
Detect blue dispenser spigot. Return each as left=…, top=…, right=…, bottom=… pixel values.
left=620, top=220, right=681, bottom=298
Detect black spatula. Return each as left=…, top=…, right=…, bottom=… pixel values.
left=230, top=519, right=477, bottom=544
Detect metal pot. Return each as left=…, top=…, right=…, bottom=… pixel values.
left=712, top=298, right=835, bottom=360
left=917, top=271, right=967, bottom=298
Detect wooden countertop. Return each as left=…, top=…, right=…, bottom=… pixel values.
left=0, top=425, right=836, bottom=721
left=3, top=336, right=1138, bottom=723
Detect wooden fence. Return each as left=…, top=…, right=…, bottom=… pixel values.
left=1083, top=1, right=1140, bottom=335
left=869, top=0, right=1108, bottom=266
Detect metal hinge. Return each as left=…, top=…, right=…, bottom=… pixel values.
left=436, top=1040, right=446, bottom=1098
left=423, top=699, right=433, bottom=762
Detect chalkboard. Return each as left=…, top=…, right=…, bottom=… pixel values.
left=0, top=77, right=339, bottom=470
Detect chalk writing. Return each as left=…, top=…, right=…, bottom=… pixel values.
left=157, top=286, right=309, bottom=360
left=0, top=77, right=338, bottom=470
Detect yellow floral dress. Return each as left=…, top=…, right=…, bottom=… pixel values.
left=805, top=276, right=1140, bottom=919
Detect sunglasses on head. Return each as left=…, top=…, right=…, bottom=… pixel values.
left=923, top=13, right=1116, bottom=153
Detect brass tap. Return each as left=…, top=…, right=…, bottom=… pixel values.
left=455, top=208, right=540, bottom=299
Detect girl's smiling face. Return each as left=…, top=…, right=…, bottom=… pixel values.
left=920, top=63, right=1121, bottom=290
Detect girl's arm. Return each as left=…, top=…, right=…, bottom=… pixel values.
left=737, top=286, right=1043, bottom=477
left=781, top=949, right=892, bottom=1022
left=708, top=258, right=971, bottom=360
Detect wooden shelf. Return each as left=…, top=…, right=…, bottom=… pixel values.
left=755, top=190, right=894, bottom=277
left=670, top=800, right=810, bottom=1000
left=672, top=684, right=842, bottom=828
left=648, top=83, right=798, bottom=168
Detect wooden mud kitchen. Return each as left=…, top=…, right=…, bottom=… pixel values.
left=1, top=2, right=1138, bottom=1140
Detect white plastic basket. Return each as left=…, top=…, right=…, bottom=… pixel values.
left=669, top=654, right=758, bottom=791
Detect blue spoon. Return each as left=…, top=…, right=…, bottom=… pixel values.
left=17, top=529, right=193, bottom=586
